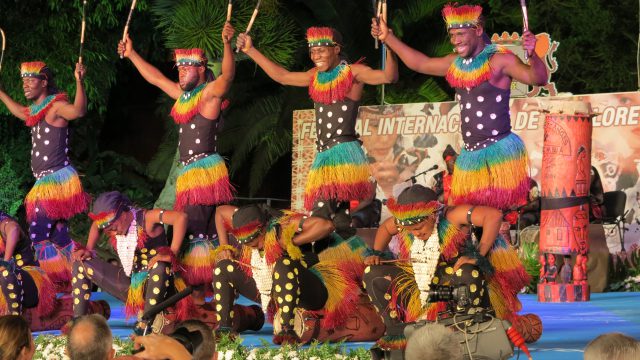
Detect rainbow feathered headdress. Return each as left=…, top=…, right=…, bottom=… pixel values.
left=442, top=3, right=483, bottom=30
left=386, top=198, right=441, bottom=226
left=21, top=62, right=48, bottom=78
left=306, top=27, right=337, bottom=48
left=230, top=220, right=264, bottom=245
left=174, top=48, right=207, bottom=66
left=89, top=210, right=118, bottom=229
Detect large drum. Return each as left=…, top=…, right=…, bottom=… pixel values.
left=539, top=101, right=593, bottom=255
left=273, top=294, right=385, bottom=344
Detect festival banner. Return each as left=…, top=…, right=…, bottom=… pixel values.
left=291, top=92, right=640, bottom=252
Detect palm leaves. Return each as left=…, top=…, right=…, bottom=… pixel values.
left=152, top=0, right=299, bottom=66
left=219, top=94, right=293, bottom=195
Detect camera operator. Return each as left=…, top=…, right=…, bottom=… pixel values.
left=363, top=185, right=530, bottom=353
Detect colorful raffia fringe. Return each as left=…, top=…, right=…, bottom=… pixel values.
left=396, top=232, right=413, bottom=261
left=24, top=93, right=69, bottom=127
left=238, top=245, right=254, bottom=277
left=487, top=235, right=530, bottom=321
left=389, top=262, right=424, bottom=322
left=34, top=240, right=72, bottom=288
left=125, top=271, right=148, bottom=319
left=180, top=237, right=215, bottom=286
left=437, top=215, right=468, bottom=261
left=21, top=61, right=47, bottom=77
left=23, top=266, right=57, bottom=317
left=25, top=166, right=90, bottom=222
left=174, top=48, right=207, bottom=66
left=308, top=256, right=361, bottom=328
left=386, top=198, right=441, bottom=226
left=170, top=82, right=207, bottom=124
left=175, top=153, right=234, bottom=211
left=304, top=141, right=372, bottom=210
left=375, top=334, right=408, bottom=351
left=264, top=212, right=304, bottom=265
left=424, top=301, right=448, bottom=321
left=309, top=61, right=353, bottom=105
left=173, top=276, right=196, bottom=321
left=89, top=210, right=118, bottom=230
left=445, top=44, right=511, bottom=89
left=451, top=132, right=530, bottom=210
left=442, top=3, right=482, bottom=29
left=325, top=233, right=367, bottom=282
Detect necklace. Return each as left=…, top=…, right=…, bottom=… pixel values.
left=25, top=93, right=69, bottom=127
left=170, top=82, right=207, bottom=124
left=309, top=61, right=353, bottom=104
left=445, top=44, right=510, bottom=89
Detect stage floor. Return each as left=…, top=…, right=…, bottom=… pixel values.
left=36, top=292, right=640, bottom=359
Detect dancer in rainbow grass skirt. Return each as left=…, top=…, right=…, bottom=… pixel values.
left=0, top=211, right=56, bottom=317
left=236, top=27, right=397, bottom=236
left=213, top=204, right=367, bottom=344
left=118, top=23, right=236, bottom=302
left=372, top=3, right=548, bottom=210
left=0, top=61, right=89, bottom=291
left=363, top=185, right=532, bottom=353
left=71, top=192, right=194, bottom=330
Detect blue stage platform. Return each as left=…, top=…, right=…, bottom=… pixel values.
left=35, top=292, right=640, bottom=359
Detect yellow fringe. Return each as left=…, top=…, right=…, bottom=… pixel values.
left=394, top=262, right=425, bottom=321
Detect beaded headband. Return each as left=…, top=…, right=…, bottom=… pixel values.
left=386, top=198, right=441, bottom=226
left=174, top=48, right=207, bottom=67
left=306, top=27, right=337, bottom=48
left=442, top=3, right=483, bottom=30
left=20, top=61, right=47, bottom=79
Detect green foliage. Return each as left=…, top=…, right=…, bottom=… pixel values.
left=609, top=247, right=640, bottom=291
left=219, top=94, right=292, bottom=195
left=518, top=239, right=542, bottom=293
left=152, top=0, right=299, bottom=67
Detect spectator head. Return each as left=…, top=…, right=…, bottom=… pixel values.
left=584, top=332, right=640, bottom=360
left=404, top=324, right=462, bottom=360
left=0, top=315, right=34, bottom=360
left=67, top=314, right=114, bottom=360
left=173, top=320, right=215, bottom=360
left=405, top=323, right=463, bottom=360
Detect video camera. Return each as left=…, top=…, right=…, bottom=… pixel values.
left=371, top=285, right=515, bottom=360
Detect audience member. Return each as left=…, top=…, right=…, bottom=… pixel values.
left=131, top=334, right=192, bottom=360
left=0, top=315, right=35, bottom=360
left=404, top=323, right=463, bottom=360
left=67, top=314, right=114, bottom=360
left=584, top=332, right=640, bottom=360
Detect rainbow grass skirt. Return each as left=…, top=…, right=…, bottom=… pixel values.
left=450, top=132, right=529, bottom=210
left=34, top=240, right=72, bottom=289
left=175, top=153, right=234, bottom=211
left=304, top=141, right=372, bottom=210
left=25, top=166, right=89, bottom=222
left=180, top=236, right=216, bottom=286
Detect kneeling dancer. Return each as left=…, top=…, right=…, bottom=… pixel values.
left=363, top=185, right=530, bottom=351
left=214, top=204, right=364, bottom=344
left=72, top=192, right=192, bottom=327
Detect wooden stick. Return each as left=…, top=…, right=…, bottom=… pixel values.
left=120, top=0, right=138, bottom=59
left=0, top=28, right=5, bottom=73
left=79, top=0, right=88, bottom=64
left=236, top=0, right=262, bottom=53
left=520, top=0, right=529, bottom=61
left=374, top=0, right=382, bottom=49
left=226, top=0, right=233, bottom=22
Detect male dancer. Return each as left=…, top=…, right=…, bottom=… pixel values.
left=118, top=23, right=236, bottom=300
left=363, top=185, right=531, bottom=352
left=236, top=27, right=398, bottom=236
left=0, top=62, right=89, bottom=290
left=372, top=3, right=548, bottom=210
left=72, top=192, right=192, bottom=327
